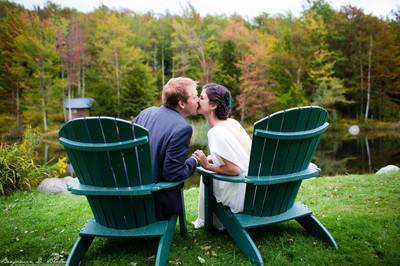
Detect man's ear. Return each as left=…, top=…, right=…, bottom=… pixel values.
left=177, top=100, right=186, bottom=110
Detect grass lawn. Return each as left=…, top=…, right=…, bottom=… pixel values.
left=0, top=172, right=399, bottom=265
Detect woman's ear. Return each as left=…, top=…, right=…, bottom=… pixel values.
left=210, top=102, right=217, bottom=111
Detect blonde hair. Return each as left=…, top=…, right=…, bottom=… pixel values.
left=162, top=77, right=197, bottom=108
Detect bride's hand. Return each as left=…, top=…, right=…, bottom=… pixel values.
left=193, top=150, right=209, bottom=168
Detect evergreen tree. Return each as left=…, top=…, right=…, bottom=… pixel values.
left=309, top=49, right=350, bottom=116
left=120, top=62, right=157, bottom=119
left=213, top=40, right=241, bottom=117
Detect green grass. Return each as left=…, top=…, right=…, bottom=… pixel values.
left=0, top=173, right=399, bottom=265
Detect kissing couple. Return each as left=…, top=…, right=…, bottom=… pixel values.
left=134, top=77, right=251, bottom=229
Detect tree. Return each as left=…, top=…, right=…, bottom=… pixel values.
left=0, top=2, right=24, bottom=132
left=269, top=13, right=316, bottom=106
left=279, top=81, right=309, bottom=108
left=90, top=10, right=141, bottom=117
left=13, top=10, right=61, bottom=131
left=213, top=40, right=241, bottom=117
left=223, top=18, right=277, bottom=121
left=156, top=15, right=175, bottom=87
left=132, top=13, right=175, bottom=88
left=238, top=33, right=277, bottom=121
left=56, top=17, right=86, bottom=120
left=331, top=6, right=400, bottom=120
left=1, top=2, right=399, bottom=129
left=309, top=49, right=350, bottom=119
left=171, top=4, right=226, bottom=83
left=120, top=62, right=156, bottom=118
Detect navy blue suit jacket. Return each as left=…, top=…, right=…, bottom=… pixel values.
left=133, top=105, right=197, bottom=220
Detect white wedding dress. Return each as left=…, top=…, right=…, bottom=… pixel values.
left=193, top=118, right=252, bottom=229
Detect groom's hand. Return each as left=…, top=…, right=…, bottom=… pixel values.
left=193, top=150, right=208, bottom=168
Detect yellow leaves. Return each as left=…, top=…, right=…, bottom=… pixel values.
left=200, top=245, right=212, bottom=251
left=197, top=256, right=206, bottom=264
left=50, top=252, right=66, bottom=262
left=169, top=258, right=183, bottom=265
left=303, top=10, right=328, bottom=40
left=57, top=156, right=67, bottom=176
left=199, top=245, right=218, bottom=259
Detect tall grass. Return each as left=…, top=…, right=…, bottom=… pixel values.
left=191, top=120, right=210, bottom=147
left=0, top=127, right=57, bottom=195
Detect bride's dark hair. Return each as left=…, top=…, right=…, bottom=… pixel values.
left=203, top=83, right=232, bottom=120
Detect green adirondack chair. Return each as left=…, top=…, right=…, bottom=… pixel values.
left=59, top=117, right=187, bottom=266
left=197, top=106, right=338, bottom=265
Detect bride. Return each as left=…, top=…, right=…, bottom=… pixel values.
left=192, top=83, right=252, bottom=229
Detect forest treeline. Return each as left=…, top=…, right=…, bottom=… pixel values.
left=0, top=0, right=399, bottom=134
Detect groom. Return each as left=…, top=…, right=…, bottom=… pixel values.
left=133, top=77, right=199, bottom=220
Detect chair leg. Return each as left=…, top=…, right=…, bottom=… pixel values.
left=155, top=216, right=177, bottom=266
left=179, top=189, right=187, bottom=237
left=215, top=205, right=264, bottom=266
left=66, top=235, right=94, bottom=266
left=296, top=214, right=339, bottom=250
left=203, top=175, right=214, bottom=231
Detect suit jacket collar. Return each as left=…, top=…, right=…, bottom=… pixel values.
left=161, top=105, right=182, bottom=116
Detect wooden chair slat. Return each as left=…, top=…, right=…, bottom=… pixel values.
left=98, top=118, right=128, bottom=187
left=87, top=197, right=108, bottom=227
left=133, top=123, right=156, bottom=224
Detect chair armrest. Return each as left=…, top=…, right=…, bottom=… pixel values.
left=196, top=167, right=247, bottom=183
left=151, top=180, right=185, bottom=191
left=68, top=180, right=184, bottom=196
left=196, top=164, right=320, bottom=185
left=246, top=166, right=320, bottom=185
left=68, top=184, right=154, bottom=196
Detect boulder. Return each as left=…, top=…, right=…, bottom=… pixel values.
left=37, top=176, right=79, bottom=194
left=376, top=165, right=400, bottom=175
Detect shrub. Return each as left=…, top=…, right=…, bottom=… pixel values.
left=0, top=128, right=57, bottom=195
left=22, top=110, right=42, bottom=128
left=48, top=112, right=65, bottom=124
left=0, top=114, right=16, bottom=135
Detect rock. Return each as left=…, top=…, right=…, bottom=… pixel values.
left=348, top=125, right=360, bottom=135
left=37, top=176, right=79, bottom=194
left=376, top=165, right=400, bottom=174
left=309, top=162, right=319, bottom=169
left=63, top=176, right=79, bottom=187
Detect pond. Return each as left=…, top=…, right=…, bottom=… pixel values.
left=32, top=128, right=400, bottom=187
left=314, top=131, right=400, bottom=176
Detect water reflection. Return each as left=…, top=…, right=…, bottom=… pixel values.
left=365, top=137, right=371, bottom=172
left=315, top=132, right=400, bottom=176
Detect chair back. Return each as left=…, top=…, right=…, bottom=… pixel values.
left=244, top=106, right=329, bottom=216
left=59, top=117, right=156, bottom=229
